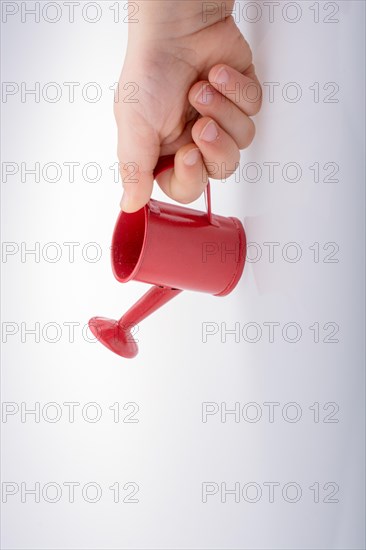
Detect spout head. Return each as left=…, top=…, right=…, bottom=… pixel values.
left=88, top=317, right=138, bottom=359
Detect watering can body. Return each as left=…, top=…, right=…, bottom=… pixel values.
left=89, top=155, right=246, bottom=358
left=111, top=197, right=245, bottom=297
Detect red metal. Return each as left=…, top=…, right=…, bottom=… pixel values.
left=89, top=154, right=246, bottom=359
left=89, top=287, right=182, bottom=359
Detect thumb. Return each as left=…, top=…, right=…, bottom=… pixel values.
left=117, top=109, right=160, bottom=213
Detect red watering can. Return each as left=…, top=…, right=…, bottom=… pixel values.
left=89, top=155, right=246, bottom=358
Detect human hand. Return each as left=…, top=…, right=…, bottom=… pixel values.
left=115, top=0, right=262, bottom=212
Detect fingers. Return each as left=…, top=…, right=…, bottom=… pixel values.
left=155, top=145, right=208, bottom=204
left=119, top=164, right=154, bottom=213
left=208, top=64, right=262, bottom=117
left=178, top=63, right=261, bottom=187
left=117, top=63, right=262, bottom=210
left=156, top=116, right=240, bottom=199
left=188, top=82, right=255, bottom=149
left=191, top=117, right=240, bottom=179
left=116, top=107, right=160, bottom=213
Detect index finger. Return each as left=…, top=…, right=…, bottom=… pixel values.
left=208, top=64, right=262, bottom=117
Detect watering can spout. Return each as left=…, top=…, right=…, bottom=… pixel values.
left=89, top=286, right=182, bottom=359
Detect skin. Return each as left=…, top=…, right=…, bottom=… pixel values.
left=115, top=0, right=262, bottom=212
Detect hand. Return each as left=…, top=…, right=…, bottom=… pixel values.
left=115, top=0, right=262, bottom=212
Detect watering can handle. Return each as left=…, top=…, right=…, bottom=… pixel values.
left=153, top=154, right=213, bottom=225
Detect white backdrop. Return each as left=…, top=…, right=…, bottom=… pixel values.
left=1, top=1, right=365, bottom=549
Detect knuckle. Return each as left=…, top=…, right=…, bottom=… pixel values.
left=172, top=182, right=203, bottom=204
left=175, top=193, right=200, bottom=205
left=244, top=83, right=262, bottom=115
left=239, top=121, right=256, bottom=149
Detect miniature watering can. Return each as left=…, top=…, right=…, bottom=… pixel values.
left=89, top=155, right=246, bottom=358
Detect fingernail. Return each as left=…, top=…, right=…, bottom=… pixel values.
left=183, top=148, right=200, bottom=166
left=214, top=67, right=229, bottom=86
left=195, top=84, right=215, bottom=105
left=199, top=120, right=218, bottom=143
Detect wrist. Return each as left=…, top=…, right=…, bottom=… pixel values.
left=128, top=0, right=234, bottom=41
